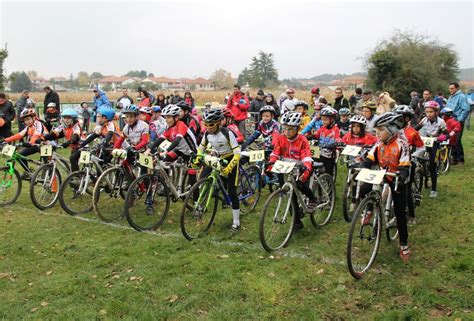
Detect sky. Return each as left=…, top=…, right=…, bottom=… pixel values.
left=0, top=0, right=473, bottom=80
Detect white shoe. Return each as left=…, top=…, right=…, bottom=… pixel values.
left=429, top=191, right=438, bottom=198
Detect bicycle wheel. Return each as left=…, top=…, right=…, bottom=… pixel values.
left=437, top=147, right=450, bottom=174
left=30, top=163, right=62, bottom=210
left=124, top=174, right=170, bottom=231
left=0, top=167, right=21, bottom=206
left=259, top=186, right=295, bottom=252
left=93, top=167, right=130, bottom=223
left=342, top=177, right=355, bottom=222
left=385, top=203, right=399, bottom=242
left=180, top=177, right=218, bottom=240
left=310, top=173, right=336, bottom=227
left=238, top=165, right=262, bottom=216
left=413, top=167, right=423, bottom=206
left=58, top=171, right=95, bottom=215
left=346, top=192, right=382, bottom=279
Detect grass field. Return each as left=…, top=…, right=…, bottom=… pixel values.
left=0, top=132, right=473, bottom=320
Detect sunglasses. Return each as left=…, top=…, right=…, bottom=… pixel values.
left=204, top=122, right=219, bottom=128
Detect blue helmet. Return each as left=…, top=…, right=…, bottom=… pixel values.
left=153, top=106, right=162, bottom=113
left=97, top=106, right=116, bottom=121
left=61, top=109, right=78, bottom=118
left=122, top=104, right=140, bottom=115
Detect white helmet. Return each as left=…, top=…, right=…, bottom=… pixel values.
left=350, top=115, right=367, bottom=126
left=161, top=104, right=181, bottom=117
left=281, top=112, right=302, bottom=127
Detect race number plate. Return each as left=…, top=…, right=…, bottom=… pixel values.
left=2, top=145, right=16, bottom=157
left=310, top=146, right=321, bottom=158
left=248, top=150, right=265, bottom=162
left=139, top=153, right=154, bottom=169
left=79, top=151, right=91, bottom=164
left=355, top=168, right=386, bottom=185
left=271, top=160, right=296, bottom=174
left=421, top=137, right=435, bottom=147
left=159, top=140, right=172, bottom=151
left=112, top=149, right=127, bottom=159
left=203, top=155, right=222, bottom=171
left=40, top=145, right=53, bottom=157
left=341, top=145, right=362, bottom=156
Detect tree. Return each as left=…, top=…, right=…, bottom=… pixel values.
left=27, top=70, right=38, bottom=78
left=238, top=51, right=279, bottom=88
left=210, top=69, right=234, bottom=89
left=147, top=72, right=155, bottom=78
left=76, top=71, right=90, bottom=87
left=9, top=71, right=32, bottom=92
left=0, top=45, right=8, bottom=91
left=237, top=67, right=251, bottom=87
left=365, top=30, right=459, bottom=103
left=90, top=72, right=104, bottom=80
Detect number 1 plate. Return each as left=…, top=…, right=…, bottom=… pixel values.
left=355, top=168, right=386, bottom=185
left=40, top=145, right=53, bottom=157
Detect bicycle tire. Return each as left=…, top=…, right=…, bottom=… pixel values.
left=58, top=170, right=95, bottom=215
left=238, top=165, right=262, bottom=216
left=0, top=168, right=22, bottom=206
left=342, top=177, right=355, bottom=222
left=30, top=163, right=62, bottom=210
left=310, top=173, right=336, bottom=227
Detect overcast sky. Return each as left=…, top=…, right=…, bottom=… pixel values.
left=1, top=0, right=473, bottom=80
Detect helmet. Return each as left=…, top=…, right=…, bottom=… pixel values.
left=374, top=112, right=405, bottom=130
left=19, top=108, right=36, bottom=119
left=286, top=88, right=295, bottom=94
left=393, top=105, right=415, bottom=117
left=61, top=109, right=78, bottom=118
left=350, top=115, right=367, bottom=126
left=362, top=101, right=377, bottom=111
left=259, top=105, right=276, bottom=115
left=204, top=107, right=224, bottom=123
left=47, top=102, right=56, bottom=108
left=122, top=104, right=140, bottom=115
left=320, top=107, right=338, bottom=117
left=153, top=106, right=161, bottom=113
left=310, top=87, right=320, bottom=95
left=339, top=108, right=351, bottom=116
left=161, top=104, right=181, bottom=117
left=223, top=107, right=234, bottom=118
left=281, top=112, right=302, bottom=127
left=97, top=107, right=116, bottom=121
left=424, top=100, right=440, bottom=111
left=204, top=102, right=212, bottom=107
left=26, top=99, right=34, bottom=107
left=176, top=100, right=191, bottom=111
left=139, top=106, right=153, bottom=114
left=440, top=107, right=453, bottom=116
left=295, top=101, right=309, bottom=110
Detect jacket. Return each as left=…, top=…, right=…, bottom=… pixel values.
left=0, top=100, right=15, bottom=137
left=227, top=92, right=250, bottom=121
left=44, top=90, right=60, bottom=113
left=447, top=90, right=471, bottom=123
left=93, top=90, right=111, bottom=111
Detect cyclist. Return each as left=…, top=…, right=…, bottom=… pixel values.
left=114, top=105, right=150, bottom=159
left=301, top=103, right=323, bottom=136
left=35, top=109, right=82, bottom=172
left=294, top=101, right=311, bottom=133
left=361, top=101, right=379, bottom=135
left=336, top=108, right=351, bottom=136
left=440, top=107, right=461, bottom=148
left=268, top=111, right=318, bottom=230
left=1, top=109, right=48, bottom=178
left=312, top=107, right=341, bottom=176
left=177, top=101, right=201, bottom=143
left=341, top=115, right=378, bottom=146
left=138, top=106, right=153, bottom=124
left=221, top=107, right=244, bottom=144
left=242, top=105, right=280, bottom=151
left=362, top=112, right=411, bottom=262
left=196, top=107, right=242, bottom=232
left=415, top=101, right=448, bottom=198
left=393, top=105, right=425, bottom=225
left=150, top=106, right=167, bottom=141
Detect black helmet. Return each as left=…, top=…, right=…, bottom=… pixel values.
left=259, top=105, right=276, bottom=115
left=176, top=100, right=191, bottom=111
left=374, top=112, right=405, bottom=130
left=204, top=107, right=224, bottom=123
left=393, top=105, right=415, bottom=118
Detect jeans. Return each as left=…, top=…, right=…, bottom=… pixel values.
left=453, top=121, right=465, bottom=162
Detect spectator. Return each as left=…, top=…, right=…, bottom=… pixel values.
left=349, top=87, right=363, bottom=111
left=226, top=84, right=250, bottom=139
left=333, top=87, right=350, bottom=112
left=184, top=91, right=195, bottom=109
left=0, top=93, right=15, bottom=138
left=92, top=88, right=111, bottom=123
left=43, top=86, right=60, bottom=129
left=80, top=101, right=91, bottom=133
left=154, top=93, right=168, bottom=108
left=264, top=93, right=280, bottom=119
left=170, top=90, right=183, bottom=104
left=15, top=90, right=30, bottom=132
left=434, top=91, right=447, bottom=108
left=446, top=82, right=471, bottom=165
left=117, top=88, right=134, bottom=130
left=377, top=92, right=396, bottom=114
left=138, top=89, right=152, bottom=107
left=410, top=91, right=421, bottom=124
left=354, top=89, right=375, bottom=114
left=310, top=87, right=322, bottom=108
left=249, top=89, right=266, bottom=127
left=281, top=88, right=298, bottom=114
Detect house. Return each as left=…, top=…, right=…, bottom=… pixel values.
left=181, top=77, right=215, bottom=91
left=29, top=76, right=48, bottom=89
left=142, top=77, right=181, bottom=90
left=328, top=76, right=367, bottom=90
left=97, top=76, right=138, bottom=90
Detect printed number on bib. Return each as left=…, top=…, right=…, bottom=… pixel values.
left=271, top=160, right=296, bottom=174
left=139, top=153, right=154, bottom=169
left=341, top=145, right=362, bottom=156
left=40, top=145, right=53, bottom=157
left=310, top=146, right=320, bottom=158
left=421, top=137, right=435, bottom=147
left=2, top=145, right=16, bottom=157
left=248, top=150, right=265, bottom=162
left=203, top=155, right=222, bottom=171
left=355, top=168, right=386, bottom=185
left=159, top=140, right=172, bottom=151
left=79, top=151, right=91, bottom=164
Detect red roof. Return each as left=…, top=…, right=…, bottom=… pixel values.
left=98, top=76, right=133, bottom=83
left=181, top=77, right=212, bottom=85
left=146, top=77, right=180, bottom=84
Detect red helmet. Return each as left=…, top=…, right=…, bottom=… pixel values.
left=311, top=87, right=320, bottom=95
left=223, top=107, right=234, bottom=118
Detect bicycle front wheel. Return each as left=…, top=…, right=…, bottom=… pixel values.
left=437, top=147, right=450, bottom=174
left=0, top=167, right=21, bottom=206
left=310, top=173, right=336, bottom=227
left=238, top=165, right=262, bottom=216
left=342, top=177, right=355, bottom=222
left=58, top=171, right=95, bottom=215
left=124, top=174, right=170, bottom=231
left=30, top=163, right=62, bottom=210
left=347, top=193, right=382, bottom=279
left=180, top=177, right=218, bottom=240
left=259, top=186, right=295, bottom=252
left=93, top=167, right=129, bottom=222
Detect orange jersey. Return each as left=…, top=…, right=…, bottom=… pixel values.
left=5, top=119, right=48, bottom=144
left=93, top=121, right=122, bottom=144
left=367, top=135, right=410, bottom=175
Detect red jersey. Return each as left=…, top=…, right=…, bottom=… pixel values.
left=443, top=117, right=461, bottom=146
left=341, top=132, right=378, bottom=146
left=160, top=120, right=197, bottom=155
left=401, top=126, right=424, bottom=148
left=270, top=134, right=312, bottom=171
left=313, top=125, right=341, bottom=158
left=227, top=123, right=244, bottom=143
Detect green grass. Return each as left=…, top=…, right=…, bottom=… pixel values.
left=0, top=132, right=473, bottom=320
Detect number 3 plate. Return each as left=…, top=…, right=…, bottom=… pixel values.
left=355, top=168, right=386, bottom=185
left=271, top=160, right=296, bottom=174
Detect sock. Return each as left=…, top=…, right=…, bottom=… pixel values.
left=400, top=245, right=409, bottom=250
left=232, top=209, right=240, bottom=226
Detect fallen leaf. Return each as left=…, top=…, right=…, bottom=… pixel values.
left=28, top=282, right=34, bottom=286
left=126, top=269, right=133, bottom=273
left=30, top=307, right=38, bottom=312
left=40, top=301, right=49, bottom=307
left=45, top=271, right=53, bottom=276
left=99, top=309, right=107, bottom=315
left=268, top=272, right=275, bottom=278
left=217, top=255, right=229, bottom=259
left=257, top=256, right=265, bottom=259
left=316, top=269, right=324, bottom=274
left=92, top=275, right=97, bottom=279
left=168, top=294, right=179, bottom=303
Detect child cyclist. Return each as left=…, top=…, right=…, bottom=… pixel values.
left=150, top=106, right=167, bottom=141
left=393, top=105, right=425, bottom=224
left=241, top=105, right=280, bottom=151
left=196, top=107, right=242, bottom=232
left=1, top=109, right=48, bottom=178
left=336, top=108, right=351, bottom=136
left=294, top=101, right=311, bottom=133
left=415, top=101, right=448, bottom=198
left=362, top=112, right=412, bottom=262
left=222, top=107, right=244, bottom=144
left=312, top=107, right=341, bottom=176
left=361, top=101, right=379, bottom=135
left=440, top=107, right=461, bottom=150
left=177, top=101, right=201, bottom=144
left=341, top=115, right=378, bottom=146
left=301, top=103, right=323, bottom=136
left=268, top=111, right=318, bottom=230
left=114, top=105, right=150, bottom=158
left=35, top=109, right=82, bottom=172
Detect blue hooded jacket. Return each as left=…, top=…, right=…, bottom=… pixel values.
left=446, top=90, right=470, bottom=122
left=93, top=89, right=112, bottom=111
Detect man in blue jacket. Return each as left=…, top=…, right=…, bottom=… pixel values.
left=446, top=82, right=470, bottom=165
left=92, top=88, right=111, bottom=123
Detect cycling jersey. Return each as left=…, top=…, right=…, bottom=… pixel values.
left=336, top=120, right=350, bottom=135
left=5, top=119, right=48, bottom=144
left=52, top=123, right=82, bottom=149
left=181, top=113, right=201, bottom=142
left=226, top=123, right=244, bottom=143
left=150, top=117, right=167, bottom=140
left=244, top=119, right=280, bottom=149
left=115, top=119, right=149, bottom=150
left=301, top=116, right=323, bottom=135
left=443, top=117, right=461, bottom=146
left=341, top=132, right=378, bottom=146
left=313, top=124, right=341, bottom=158
left=270, top=133, right=312, bottom=171
left=160, top=120, right=197, bottom=155
left=417, top=116, right=447, bottom=137
left=93, top=121, right=122, bottom=144
left=366, top=135, right=411, bottom=176
left=199, top=127, right=240, bottom=158
left=399, top=126, right=424, bottom=149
